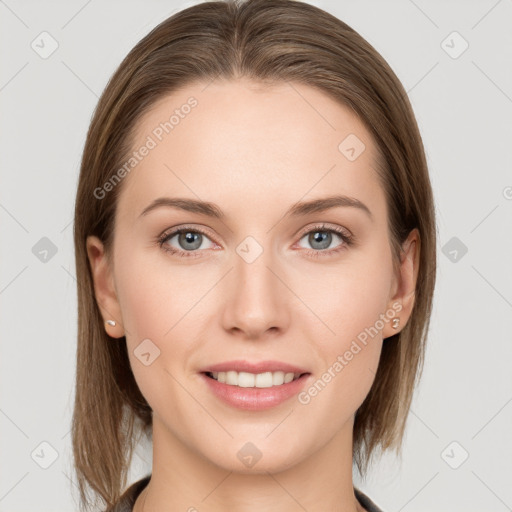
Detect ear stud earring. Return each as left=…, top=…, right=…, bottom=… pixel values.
left=392, top=318, right=400, bottom=329
left=105, top=319, right=124, bottom=338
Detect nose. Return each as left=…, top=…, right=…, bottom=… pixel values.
left=221, top=247, right=291, bottom=340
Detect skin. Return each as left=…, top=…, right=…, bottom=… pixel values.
left=87, top=77, right=419, bottom=512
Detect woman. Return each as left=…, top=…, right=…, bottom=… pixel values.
left=72, top=0, right=437, bottom=511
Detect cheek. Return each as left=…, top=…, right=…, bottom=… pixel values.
left=113, top=245, right=219, bottom=389
left=294, top=239, right=393, bottom=401
left=296, top=266, right=390, bottom=424
left=297, top=246, right=393, bottom=344
left=114, top=245, right=211, bottom=340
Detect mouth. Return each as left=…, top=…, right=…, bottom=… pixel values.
left=200, top=369, right=312, bottom=410
left=203, top=370, right=308, bottom=388
left=199, top=360, right=311, bottom=409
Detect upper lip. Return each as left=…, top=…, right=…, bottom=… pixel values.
left=201, top=360, right=310, bottom=375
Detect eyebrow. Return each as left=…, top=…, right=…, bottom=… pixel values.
left=138, top=195, right=373, bottom=221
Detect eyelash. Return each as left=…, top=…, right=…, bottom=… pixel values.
left=156, top=223, right=354, bottom=259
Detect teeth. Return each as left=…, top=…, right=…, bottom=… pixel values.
left=208, top=370, right=302, bottom=388
left=273, top=371, right=285, bottom=386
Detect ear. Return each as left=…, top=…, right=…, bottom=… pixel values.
left=86, top=235, right=125, bottom=338
left=382, top=228, right=420, bottom=339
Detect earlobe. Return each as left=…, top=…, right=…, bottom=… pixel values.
left=86, top=235, right=125, bottom=338
left=382, top=228, right=420, bottom=339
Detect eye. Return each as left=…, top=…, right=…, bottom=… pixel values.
left=296, top=224, right=354, bottom=257
left=157, top=226, right=217, bottom=258
left=157, top=223, right=354, bottom=259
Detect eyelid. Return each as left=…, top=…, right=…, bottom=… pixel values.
left=159, top=224, right=217, bottom=240
left=157, top=224, right=226, bottom=261
left=294, top=222, right=353, bottom=241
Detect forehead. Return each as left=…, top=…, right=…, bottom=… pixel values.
left=116, top=78, right=385, bottom=224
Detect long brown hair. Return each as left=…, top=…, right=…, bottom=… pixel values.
left=72, top=0, right=437, bottom=509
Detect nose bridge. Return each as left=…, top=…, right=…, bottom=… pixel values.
left=222, top=235, right=289, bottom=336
left=236, top=247, right=276, bottom=298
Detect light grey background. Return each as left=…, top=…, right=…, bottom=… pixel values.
left=1, top=0, right=511, bottom=511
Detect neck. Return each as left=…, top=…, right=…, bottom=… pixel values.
left=134, top=415, right=365, bottom=512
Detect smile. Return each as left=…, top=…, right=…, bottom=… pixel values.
left=205, top=370, right=304, bottom=388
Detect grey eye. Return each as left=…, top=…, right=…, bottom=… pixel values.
left=297, top=230, right=343, bottom=251
left=163, top=230, right=215, bottom=252
left=177, top=232, right=203, bottom=250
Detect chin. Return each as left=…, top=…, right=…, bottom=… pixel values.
left=214, top=453, right=299, bottom=475
left=198, top=437, right=308, bottom=475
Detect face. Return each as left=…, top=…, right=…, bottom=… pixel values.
left=88, top=77, right=417, bottom=474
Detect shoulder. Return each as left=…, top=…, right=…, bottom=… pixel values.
left=354, top=487, right=385, bottom=512
left=105, top=475, right=151, bottom=512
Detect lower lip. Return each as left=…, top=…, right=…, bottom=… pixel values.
left=200, top=373, right=311, bottom=411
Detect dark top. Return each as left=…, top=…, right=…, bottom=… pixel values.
left=107, top=475, right=385, bottom=512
